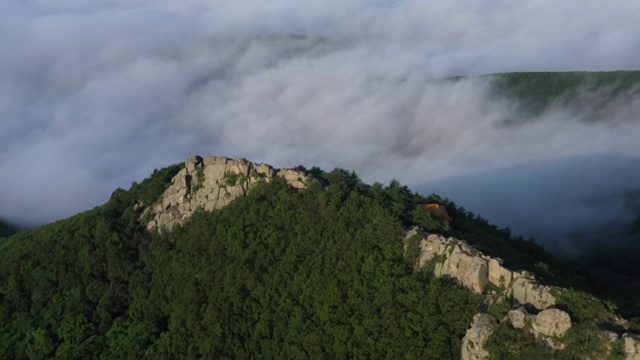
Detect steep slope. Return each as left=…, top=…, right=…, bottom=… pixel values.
left=487, top=70, right=640, bottom=117
left=0, top=156, right=483, bottom=358
left=0, top=155, right=638, bottom=359
left=406, top=227, right=640, bottom=359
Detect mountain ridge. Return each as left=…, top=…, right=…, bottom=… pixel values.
left=0, top=154, right=639, bottom=359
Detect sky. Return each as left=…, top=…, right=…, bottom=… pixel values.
left=1, top=0, right=640, bottom=251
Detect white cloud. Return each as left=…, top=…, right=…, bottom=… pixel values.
left=1, top=0, right=639, bottom=239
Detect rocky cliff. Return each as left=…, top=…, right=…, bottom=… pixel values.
left=143, top=155, right=312, bottom=231
left=405, top=227, right=640, bottom=359
left=406, top=227, right=555, bottom=310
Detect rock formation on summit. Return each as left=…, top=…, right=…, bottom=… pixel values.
left=143, top=155, right=312, bottom=231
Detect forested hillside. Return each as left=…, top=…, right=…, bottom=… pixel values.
left=0, top=165, right=484, bottom=358
left=487, top=71, right=640, bottom=117
left=0, top=160, right=638, bottom=358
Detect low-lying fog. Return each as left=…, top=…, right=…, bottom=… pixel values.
left=418, top=154, right=640, bottom=254
left=1, top=1, right=639, bottom=256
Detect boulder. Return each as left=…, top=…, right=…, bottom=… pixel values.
left=277, top=168, right=308, bottom=189
left=511, top=276, right=556, bottom=310
left=533, top=308, right=571, bottom=337
left=461, top=313, right=497, bottom=360
left=507, top=307, right=531, bottom=329
left=623, top=333, right=640, bottom=360
left=531, top=308, right=572, bottom=350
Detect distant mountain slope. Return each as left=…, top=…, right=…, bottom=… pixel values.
left=0, top=219, right=16, bottom=237
left=487, top=70, right=640, bottom=117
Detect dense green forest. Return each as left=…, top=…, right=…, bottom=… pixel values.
left=487, top=71, right=640, bottom=117
left=0, top=162, right=637, bottom=358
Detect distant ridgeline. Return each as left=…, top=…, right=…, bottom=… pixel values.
left=0, top=155, right=639, bottom=359
left=0, top=219, right=16, bottom=238
left=486, top=71, right=640, bottom=118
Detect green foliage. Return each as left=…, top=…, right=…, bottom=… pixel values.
left=307, top=166, right=330, bottom=183
left=607, top=339, right=627, bottom=360
left=556, top=288, right=611, bottom=323
left=404, top=233, right=423, bottom=266
left=223, top=171, right=246, bottom=187
left=489, top=71, right=640, bottom=117
left=485, top=322, right=551, bottom=359
left=574, top=229, right=640, bottom=318
left=130, top=163, right=184, bottom=205
left=1, top=159, right=635, bottom=358
left=559, top=325, right=612, bottom=360
left=629, top=318, right=640, bottom=334
left=487, top=320, right=612, bottom=360
left=486, top=298, right=510, bottom=319
left=0, top=166, right=485, bottom=358
left=411, top=206, right=448, bottom=232
left=193, top=167, right=205, bottom=192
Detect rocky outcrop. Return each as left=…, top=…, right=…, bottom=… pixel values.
left=433, top=241, right=488, bottom=294
left=507, top=307, right=529, bottom=329
left=532, top=308, right=572, bottom=350
left=405, top=228, right=640, bottom=358
left=479, top=306, right=572, bottom=351
left=511, top=277, right=556, bottom=311
left=406, top=228, right=556, bottom=310
left=461, top=313, right=497, bottom=360
left=406, top=228, right=576, bottom=356
left=143, top=155, right=312, bottom=231
left=623, top=333, right=640, bottom=360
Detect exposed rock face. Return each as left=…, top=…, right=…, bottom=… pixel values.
left=405, top=227, right=640, bottom=358
left=507, top=307, right=530, bottom=329
left=532, top=309, right=571, bottom=336
left=532, top=308, right=572, bottom=350
left=461, top=313, right=497, bottom=360
left=433, top=240, right=488, bottom=294
left=144, top=155, right=311, bottom=231
left=623, top=333, right=640, bottom=360
left=511, top=277, right=556, bottom=310
left=406, top=228, right=556, bottom=310
left=488, top=258, right=514, bottom=288
left=507, top=306, right=572, bottom=350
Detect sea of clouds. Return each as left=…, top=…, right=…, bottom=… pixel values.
left=1, top=0, right=639, bottom=252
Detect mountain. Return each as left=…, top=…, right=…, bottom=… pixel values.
left=0, top=155, right=639, bottom=359
left=487, top=70, right=640, bottom=118
left=0, top=219, right=17, bottom=238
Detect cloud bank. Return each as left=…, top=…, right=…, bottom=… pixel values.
left=1, top=0, right=639, bottom=252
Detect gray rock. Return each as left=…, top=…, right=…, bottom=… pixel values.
left=531, top=308, right=572, bottom=350
left=507, top=307, right=531, bottom=329
left=511, top=277, right=556, bottom=311
left=143, top=155, right=313, bottom=231
left=461, top=313, right=497, bottom=360
left=623, top=332, right=640, bottom=360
